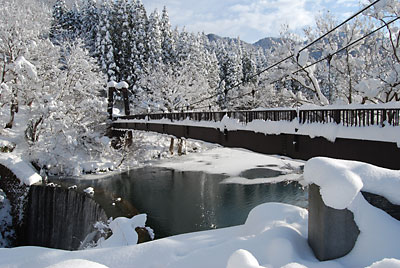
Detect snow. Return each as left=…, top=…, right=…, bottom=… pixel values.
left=304, top=157, right=400, bottom=267
left=304, top=157, right=400, bottom=207
left=156, top=147, right=304, bottom=184
left=83, top=187, right=94, bottom=196
left=304, top=158, right=363, bottom=209
left=0, top=154, right=42, bottom=185
left=107, top=81, right=118, bottom=88
left=44, top=259, right=108, bottom=268
left=96, top=214, right=152, bottom=248
left=12, top=56, right=38, bottom=81
left=116, top=81, right=129, bottom=89
left=226, top=249, right=262, bottom=268
left=0, top=203, right=311, bottom=268
left=297, top=50, right=309, bottom=67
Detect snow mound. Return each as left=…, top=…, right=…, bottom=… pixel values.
left=244, top=202, right=308, bottom=235
left=96, top=214, right=151, bottom=248
left=0, top=154, right=42, bottom=185
left=226, top=249, right=262, bottom=268
left=44, top=259, right=109, bottom=268
left=304, top=157, right=363, bottom=209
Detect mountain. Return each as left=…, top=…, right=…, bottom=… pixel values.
left=206, top=34, right=283, bottom=51
left=253, top=37, right=283, bottom=50
left=206, top=33, right=257, bottom=51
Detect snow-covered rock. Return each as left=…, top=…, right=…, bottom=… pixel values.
left=0, top=154, right=41, bottom=185
left=96, top=214, right=152, bottom=248
left=83, top=187, right=94, bottom=196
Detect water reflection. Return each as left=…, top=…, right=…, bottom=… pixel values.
left=51, top=167, right=307, bottom=239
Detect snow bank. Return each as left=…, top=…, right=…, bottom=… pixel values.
left=0, top=154, right=41, bottom=185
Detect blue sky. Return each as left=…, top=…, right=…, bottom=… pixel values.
left=142, top=0, right=369, bottom=43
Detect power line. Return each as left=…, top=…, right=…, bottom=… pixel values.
left=292, top=16, right=400, bottom=75
left=192, top=16, right=400, bottom=110
left=184, top=0, right=383, bottom=110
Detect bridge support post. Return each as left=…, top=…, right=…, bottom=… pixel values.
left=117, top=82, right=132, bottom=145
left=107, top=86, right=115, bottom=120
left=121, top=88, right=130, bottom=116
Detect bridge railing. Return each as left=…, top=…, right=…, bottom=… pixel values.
left=299, top=109, right=400, bottom=127
left=117, top=108, right=400, bottom=127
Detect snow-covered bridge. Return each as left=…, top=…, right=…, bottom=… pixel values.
left=111, top=106, right=400, bottom=170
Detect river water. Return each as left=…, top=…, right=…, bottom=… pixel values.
left=51, top=166, right=307, bottom=239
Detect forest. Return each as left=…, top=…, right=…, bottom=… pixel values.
left=0, top=0, right=399, bottom=176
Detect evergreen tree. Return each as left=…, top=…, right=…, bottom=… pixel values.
left=112, top=0, right=131, bottom=81
left=96, top=0, right=117, bottom=81
left=160, top=6, right=175, bottom=65
left=132, top=0, right=148, bottom=79
left=50, top=0, right=68, bottom=42
left=81, top=0, right=99, bottom=55
left=147, top=10, right=163, bottom=67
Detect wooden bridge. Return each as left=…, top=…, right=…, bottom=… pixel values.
left=109, top=87, right=400, bottom=170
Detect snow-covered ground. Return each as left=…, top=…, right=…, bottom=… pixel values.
left=0, top=148, right=399, bottom=267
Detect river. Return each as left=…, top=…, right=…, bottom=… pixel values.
left=51, top=166, right=307, bottom=239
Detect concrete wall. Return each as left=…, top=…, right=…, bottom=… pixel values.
left=112, top=122, right=400, bottom=170
left=308, top=184, right=360, bottom=261
left=0, top=164, right=29, bottom=246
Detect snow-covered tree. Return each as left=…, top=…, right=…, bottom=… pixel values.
left=147, top=10, right=163, bottom=67
left=81, top=0, right=99, bottom=54
left=28, top=41, right=109, bottom=175
left=160, top=6, right=175, bottom=65
left=358, top=0, right=400, bottom=103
